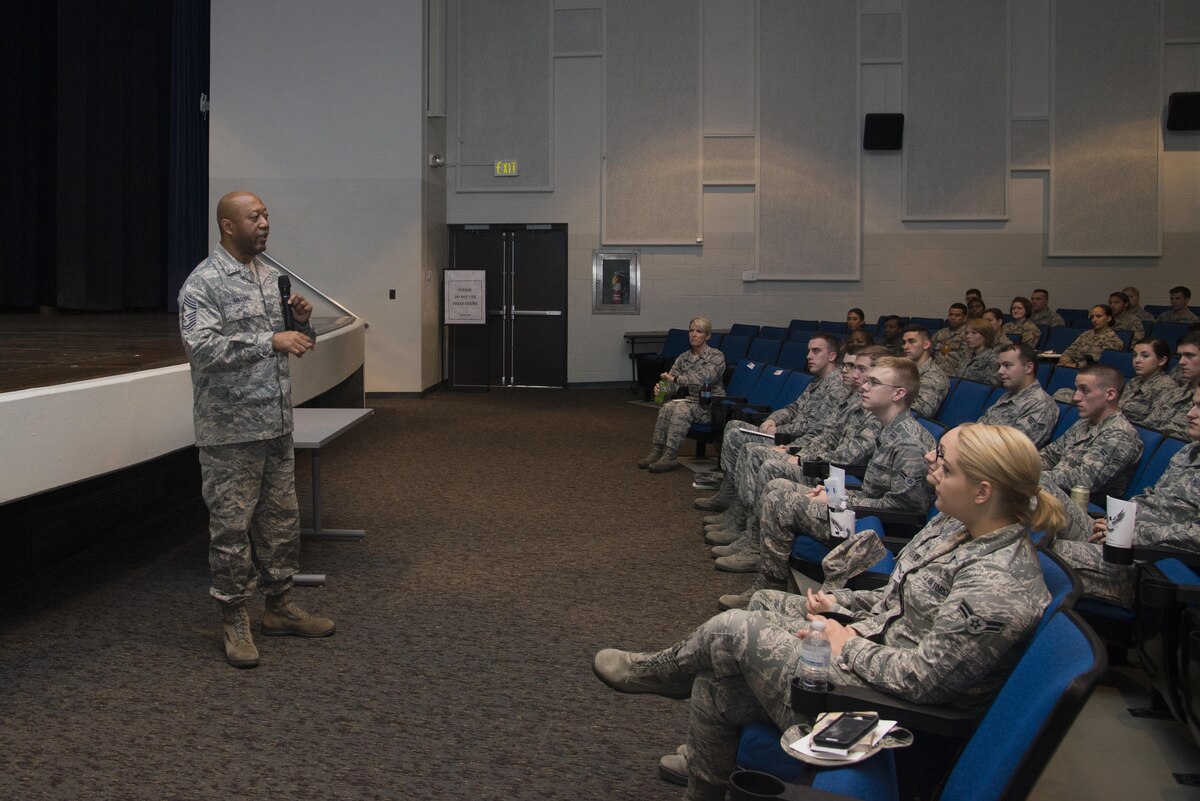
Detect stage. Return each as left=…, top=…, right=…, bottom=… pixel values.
left=0, top=311, right=366, bottom=504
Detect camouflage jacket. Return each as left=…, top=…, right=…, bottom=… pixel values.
left=1119, top=372, right=1179, bottom=429
left=932, top=326, right=968, bottom=371
left=1112, top=310, right=1145, bottom=340
left=1001, top=319, right=1041, bottom=348
left=850, top=411, right=935, bottom=513
left=1053, top=442, right=1200, bottom=551
left=1144, top=382, right=1195, bottom=440
left=1040, top=411, right=1143, bottom=497
left=797, top=395, right=881, bottom=468
left=769, top=371, right=850, bottom=436
left=913, top=358, right=950, bottom=420
left=1128, top=304, right=1156, bottom=322
left=1060, top=328, right=1124, bottom=364
left=1157, top=308, right=1200, bottom=324
left=179, top=246, right=316, bottom=447
left=667, top=346, right=727, bottom=397
left=954, top=348, right=999, bottom=386
left=829, top=519, right=1049, bottom=712
left=980, top=381, right=1059, bottom=447
left=1030, top=308, right=1065, bottom=328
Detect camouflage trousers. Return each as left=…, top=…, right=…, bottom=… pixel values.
left=1043, top=480, right=1135, bottom=606
left=680, top=591, right=864, bottom=787
left=199, top=434, right=300, bottom=604
left=653, top=399, right=712, bottom=451
left=718, top=420, right=772, bottom=474
left=733, top=444, right=807, bottom=509
left=758, top=479, right=830, bottom=581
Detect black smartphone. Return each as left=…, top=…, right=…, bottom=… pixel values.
left=812, top=712, right=879, bottom=750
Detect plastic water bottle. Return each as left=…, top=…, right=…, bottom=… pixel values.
left=798, top=620, right=832, bottom=693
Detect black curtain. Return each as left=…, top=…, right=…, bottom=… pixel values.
left=0, top=2, right=59, bottom=309
left=0, top=0, right=208, bottom=312
left=167, top=0, right=210, bottom=313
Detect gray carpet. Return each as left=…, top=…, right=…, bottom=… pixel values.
left=0, top=388, right=750, bottom=800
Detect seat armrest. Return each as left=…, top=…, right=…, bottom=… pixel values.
left=791, top=678, right=978, bottom=740
left=1131, top=546, right=1200, bottom=568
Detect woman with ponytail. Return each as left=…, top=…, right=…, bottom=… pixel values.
left=592, top=423, right=1059, bottom=800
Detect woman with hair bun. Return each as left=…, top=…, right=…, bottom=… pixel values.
left=594, top=423, right=1061, bottom=800
left=1119, top=338, right=1176, bottom=427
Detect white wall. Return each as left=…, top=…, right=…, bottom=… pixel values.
left=210, top=0, right=427, bottom=392
left=447, top=0, right=1200, bottom=385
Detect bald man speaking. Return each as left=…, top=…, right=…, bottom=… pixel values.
left=179, top=191, right=334, bottom=668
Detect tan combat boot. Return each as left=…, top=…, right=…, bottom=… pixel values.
left=638, top=444, right=664, bottom=469
left=220, top=602, right=260, bottom=668
left=261, top=592, right=336, bottom=638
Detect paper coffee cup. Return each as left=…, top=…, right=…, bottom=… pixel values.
left=1102, top=496, right=1135, bottom=565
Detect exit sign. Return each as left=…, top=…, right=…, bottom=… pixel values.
left=494, top=159, right=519, bottom=176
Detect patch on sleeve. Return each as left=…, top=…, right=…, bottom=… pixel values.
left=181, top=295, right=198, bottom=332
left=958, top=601, right=1006, bottom=636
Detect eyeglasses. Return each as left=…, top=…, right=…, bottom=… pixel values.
left=861, top=377, right=902, bottom=390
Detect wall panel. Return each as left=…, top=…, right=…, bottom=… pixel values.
left=757, top=0, right=858, bottom=280
left=603, top=0, right=701, bottom=244
left=1050, top=0, right=1161, bottom=255
left=904, top=0, right=1009, bottom=220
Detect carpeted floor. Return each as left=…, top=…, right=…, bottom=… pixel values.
left=0, top=388, right=751, bottom=800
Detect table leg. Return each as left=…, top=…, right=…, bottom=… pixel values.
left=300, top=448, right=366, bottom=540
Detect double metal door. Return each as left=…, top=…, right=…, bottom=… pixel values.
left=448, top=224, right=567, bottom=388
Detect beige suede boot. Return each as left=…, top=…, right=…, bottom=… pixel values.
left=220, top=602, right=260, bottom=668
left=261, top=592, right=335, bottom=638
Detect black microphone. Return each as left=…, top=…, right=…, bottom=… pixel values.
left=278, top=275, right=295, bottom=331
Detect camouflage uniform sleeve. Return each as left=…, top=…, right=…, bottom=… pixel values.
left=1020, top=321, right=1040, bottom=347
left=1039, top=425, right=1069, bottom=472
left=1044, top=421, right=1142, bottom=495
left=838, top=564, right=1042, bottom=705
left=1021, top=388, right=1059, bottom=448
left=180, top=273, right=274, bottom=372
left=913, top=365, right=948, bottom=419
left=850, top=425, right=933, bottom=513
left=824, top=413, right=881, bottom=468
left=1039, top=479, right=1093, bottom=542
left=1059, top=331, right=1091, bottom=365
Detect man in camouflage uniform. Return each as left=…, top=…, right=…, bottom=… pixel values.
left=1029, top=288, right=1066, bottom=328
left=592, top=510, right=1047, bottom=800
left=1040, top=365, right=1143, bottom=498
left=900, top=324, right=950, bottom=419
left=1157, top=286, right=1200, bottom=324
left=1051, top=387, right=1200, bottom=605
left=694, top=334, right=843, bottom=515
left=706, top=348, right=883, bottom=577
left=721, top=358, right=934, bottom=608
left=1148, top=333, right=1200, bottom=438
left=932, top=303, right=969, bottom=372
left=179, top=191, right=335, bottom=669
left=980, top=343, right=1058, bottom=447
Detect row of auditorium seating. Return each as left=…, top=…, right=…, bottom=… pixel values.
left=636, top=321, right=1193, bottom=396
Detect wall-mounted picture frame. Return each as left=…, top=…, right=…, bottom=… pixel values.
left=592, top=249, right=640, bottom=314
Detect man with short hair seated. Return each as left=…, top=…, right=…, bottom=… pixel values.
left=1051, top=386, right=1200, bottom=605
left=1149, top=332, right=1200, bottom=438
left=900, top=324, right=950, bottom=419
left=932, top=303, right=969, bottom=372
left=980, top=343, right=1059, bottom=447
left=1040, top=364, right=1143, bottom=498
left=696, top=333, right=847, bottom=517
left=1157, top=285, right=1199, bottom=324
left=706, top=348, right=886, bottom=578
left=723, top=358, right=934, bottom=606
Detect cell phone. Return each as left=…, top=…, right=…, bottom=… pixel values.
left=812, top=712, right=879, bottom=750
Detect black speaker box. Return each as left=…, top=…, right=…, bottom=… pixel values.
left=863, top=113, right=904, bottom=150
left=1167, top=92, right=1200, bottom=131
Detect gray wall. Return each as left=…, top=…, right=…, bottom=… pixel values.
left=210, top=0, right=427, bottom=393
left=446, top=0, right=1200, bottom=386
left=213, top=0, right=1200, bottom=391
